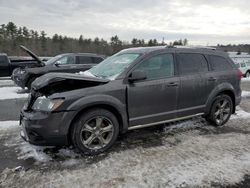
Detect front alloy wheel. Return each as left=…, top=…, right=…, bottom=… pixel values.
left=80, top=117, right=114, bottom=150
left=71, top=108, right=119, bottom=155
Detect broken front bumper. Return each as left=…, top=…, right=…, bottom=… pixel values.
left=20, top=109, right=75, bottom=146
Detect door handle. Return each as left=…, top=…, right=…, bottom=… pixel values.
left=167, top=82, right=178, bottom=87
left=208, top=77, right=217, bottom=81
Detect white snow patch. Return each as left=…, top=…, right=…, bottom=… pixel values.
left=0, top=121, right=19, bottom=131
left=242, top=90, right=250, bottom=98
left=0, top=87, right=28, bottom=100
left=17, top=142, right=53, bottom=163
left=231, top=107, right=250, bottom=119
left=242, top=77, right=250, bottom=82
left=61, top=159, right=80, bottom=167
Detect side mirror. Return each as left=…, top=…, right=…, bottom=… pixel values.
left=54, top=61, right=60, bottom=67
left=128, top=70, right=147, bottom=82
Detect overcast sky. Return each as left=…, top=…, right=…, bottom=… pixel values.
left=0, top=0, right=250, bottom=45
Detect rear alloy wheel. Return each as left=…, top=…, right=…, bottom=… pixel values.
left=71, top=109, right=119, bottom=155
left=207, top=95, right=233, bottom=126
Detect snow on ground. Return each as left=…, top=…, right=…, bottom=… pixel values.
left=0, top=121, right=18, bottom=131
left=242, top=90, right=250, bottom=98
left=0, top=87, right=28, bottom=100
left=242, top=77, right=250, bottom=82
left=0, top=79, right=14, bottom=87
left=1, top=107, right=250, bottom=187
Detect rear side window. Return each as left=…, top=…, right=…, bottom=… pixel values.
left=78, top=56, right=93, bottom=64
left=93, top=57, right=104, bottom=64
left=178, top=53, right=208, bottom=75
left=210, top=55, right=232, bottom=71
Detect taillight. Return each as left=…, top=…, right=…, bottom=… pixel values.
left=238, top=69, right=243, bottom=79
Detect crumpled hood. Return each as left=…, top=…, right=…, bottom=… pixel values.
left=32, top=72, right=109, bottom=91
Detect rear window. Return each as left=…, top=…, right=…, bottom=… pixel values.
left=178, top=53, right=208, bottom=75
left=210, top=55, right=232, bottom=71
left=78, top=56, right=93, bottom=64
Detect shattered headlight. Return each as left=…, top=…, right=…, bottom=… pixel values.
left=32, top=96, right=64, bottom=111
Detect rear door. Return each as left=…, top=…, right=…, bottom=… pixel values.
left=176, top=53, right=210, bottom=117
left=0, top=56, right=10, bottom=76
left=127, top=53, right=179, bottom=126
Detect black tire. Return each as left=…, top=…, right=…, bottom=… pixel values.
left=27, top=77, right=37, bottom=90
left=246, top=71, right=250, bottom=78
left=206, top=94, right=233, bottom=126
left=71, top=108, right=119, bottom=155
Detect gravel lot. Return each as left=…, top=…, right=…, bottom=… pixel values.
left=0, top=79, right=250, bottom=188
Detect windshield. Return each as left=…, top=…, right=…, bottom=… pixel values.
left=86, top=53, right=140, bottom=80
left=44, top=54, right=65, bottom=65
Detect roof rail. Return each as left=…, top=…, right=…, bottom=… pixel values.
left=166, top=45, right=216, bottom=50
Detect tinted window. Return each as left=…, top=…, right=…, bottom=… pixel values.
left=210, top=55, right=231, bottom=71
left=178, top=53, right=208, bottom=75
left=93, top=57, right=104, bottom=64
left=0, top=56, right=7, bottom=64
left=134, top=53, right=174, bottom=80
left=78, top=56, right=93, bottom=64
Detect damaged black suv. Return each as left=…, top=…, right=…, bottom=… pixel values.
left=20, top=46, right=242, bottom=155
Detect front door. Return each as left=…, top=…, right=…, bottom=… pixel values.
left=127, top=53, right=179, bottom=127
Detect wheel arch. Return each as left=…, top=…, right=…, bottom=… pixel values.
left=205, top=84, right=236, bottom=115
left=65, top=95, right=128, bottom=145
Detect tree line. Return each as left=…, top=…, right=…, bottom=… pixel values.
left=0, top=22, right=189, bottom=56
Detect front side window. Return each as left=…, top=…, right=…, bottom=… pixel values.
left=45, top=54, right=64, bottom=65
left=134, top=53, right=174, bottom=80
left=56, top=55, right=75, bottom=65
left=210, top=55, right=231, bottom=71
left=178, top=53, right=208, bottom=75
left=86, top=53, right=140, bottom=80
